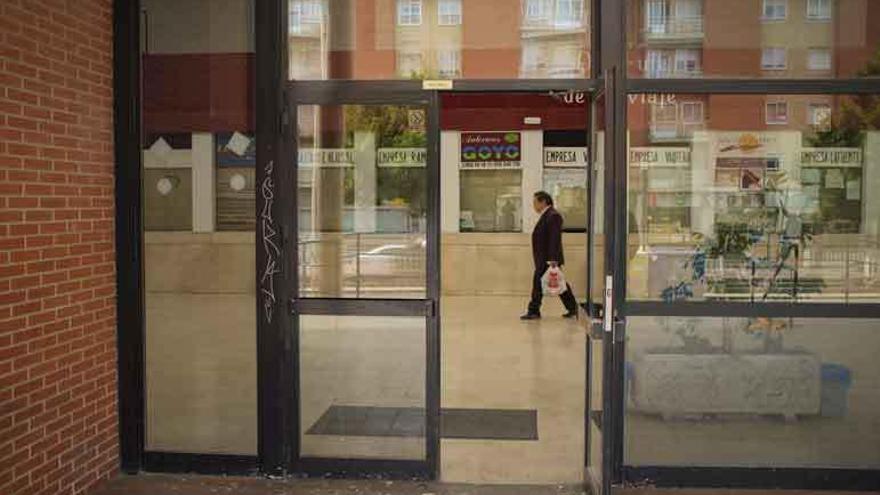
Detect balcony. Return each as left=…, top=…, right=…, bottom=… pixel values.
left=644, top=67, right=703, bottom=78
left=644, top=16, right=704, bottom=42
left=649, top=121, right=704, bottom=142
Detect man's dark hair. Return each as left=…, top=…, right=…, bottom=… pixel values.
left=534, top=190, right=553, bottom=207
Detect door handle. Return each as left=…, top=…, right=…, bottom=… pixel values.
left=603, top=275, right=613, bottom=333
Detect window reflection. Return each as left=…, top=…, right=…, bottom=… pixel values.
left=625, top=317, right=880, bottom=468
left=287, top=0, right=590, bottom=80
left=628, top=94, right=880, bottom=303
left=629, top=0, right=880, bottom=79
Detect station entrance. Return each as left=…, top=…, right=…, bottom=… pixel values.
left=287, top=84, right=609, bottom=489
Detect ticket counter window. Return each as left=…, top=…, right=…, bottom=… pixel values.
left=460, top=170, right=522, bottom=232
left=543, top=136, right=588, bottom=231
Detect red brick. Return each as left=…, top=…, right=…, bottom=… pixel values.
left=1, top=1, right=119, bottom=492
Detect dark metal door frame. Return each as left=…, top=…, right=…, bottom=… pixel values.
left=283, top=79, right=602, bottom=481
left=283, top=80, right=442, bottom=479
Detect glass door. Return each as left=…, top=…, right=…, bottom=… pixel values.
left=287, top=83, right=440, bottom=478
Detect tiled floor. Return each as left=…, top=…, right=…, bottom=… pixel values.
left=144, top=292, right=880, bottom=485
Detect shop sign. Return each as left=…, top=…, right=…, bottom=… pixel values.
left=629, top=147, right=691, bottom=167
left=460, top=132, right=522, bottom=169
left=548, top=90, right=588, bottom=105
left=799, top=148, right=862, bottom=168
left=377, top=148, right=426, bottom=168
left=544, top=147, right=588, bottom=168
left=298, top=149, right=355, bottom=168
left=408, top=109, right=426, bottom=131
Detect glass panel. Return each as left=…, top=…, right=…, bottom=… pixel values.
left=288, top=0, right=591, bottom=80
left=299, top=315, right=426, bottom=460
left=586, top=336, right=604, bottom=491
left=142, top=0, right=256, bottom=454
left=628, top=0, right=880, bottom=79
left=627, top=93, right=880, bottom=304
left=625, top=316, right=880, bottom=468
left=543, top=130, right=589, bottom=231
left=590, top=95, right=606, bottom=310
left=298, top=104, right=427, bottom=298
left=459, top=169, right=522, bottom=232
left=216, top=132, right=257, bottom=231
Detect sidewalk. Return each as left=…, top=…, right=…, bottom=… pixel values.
left=92, top=474, right=583, bottom=494
left=92, top=474, right=877, bottom=495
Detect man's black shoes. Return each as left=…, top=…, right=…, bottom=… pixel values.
left=520, top=313, right=541, bottom=320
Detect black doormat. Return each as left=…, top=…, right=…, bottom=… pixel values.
left=306, top=406, right=538, bottom=441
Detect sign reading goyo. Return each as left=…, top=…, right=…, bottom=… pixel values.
left=460, top=132, right=521, bottom=169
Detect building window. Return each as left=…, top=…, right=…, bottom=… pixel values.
left=525, top=0, right=552, bottom=20
left=762, top=0, right=787, bottom=20
left=674, top=48, right=701, bottom=75
left=555, top=0, right=584, bottom=27
left=437, top=49, right=461, bottom=78
left=761, top=47, right=787, bottom=70
left=808, top=48, right=831, bottom=70
left=397, top=0, right=422, bottom=26
left=397, top=51, right=424, bottom=77
left=646, top=49, right=671, bottom=77
left=549, top=44, right=583, bottom=77
left=438, top=0, right=462, bottom=25
left=766, top=101, right=788, bottom=124
left=289, top=0, right=322, bottom=34
left=645, top=0, right=670, bottom=33
left=675, top=0, right=703, bottom=20
left=680, top=101, right=704, bottom=124
left=807, top=0, right=831, bottom=20
left=809, top=103, right=832, bottom=127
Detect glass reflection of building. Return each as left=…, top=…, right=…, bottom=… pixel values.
left=287, top=0, right=590, bottom=80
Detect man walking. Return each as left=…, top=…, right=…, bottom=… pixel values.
left=521, top=191, right=578, bottom=320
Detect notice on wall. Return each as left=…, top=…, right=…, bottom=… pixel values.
left=801, top=168, right=821, bottom=185
left=800, top=148, right=862, bottom=168
left=544, top=147, right=588, bottom=168
left=825, top=168, right=845, bottom=189
left=629, top=147, right=691, bottom=168
left=847, top=180, right=861, bottom=201
left=377, top=148, right=426, bottom=168
left=460, top=132, right=522, bottom=170
left=298, top=149, right=355, bottom=168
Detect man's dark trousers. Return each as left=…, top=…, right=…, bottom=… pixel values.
left=528, top=264, right=577, bottom=315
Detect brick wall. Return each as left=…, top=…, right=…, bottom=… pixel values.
left=0, top=0, right=119, bottom=494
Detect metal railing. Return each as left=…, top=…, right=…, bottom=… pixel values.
left=298, top=232, right=426, bottom=298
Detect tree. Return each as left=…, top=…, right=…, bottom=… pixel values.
left=808, top=46, right=880, bottom=147
left=343, top=106, right=428, bottom=222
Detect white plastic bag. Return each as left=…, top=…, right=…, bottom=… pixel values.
left=541, top=265, right=568, bottom=296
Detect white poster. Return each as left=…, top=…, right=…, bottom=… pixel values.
left=629, top=147, right=691, bottom=167
left=847, top=180, right=861, bottom=200
left=298, top=148, right=355, bottom=168
left=377, top=148, right=426, bottom=168
left=825, top=168, right=845, bottom=189
left=800, top=148, right=862, bottom=168
left=544, top=147, right=588, bottom=168
left=801, top=168, right=821, bottom=184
